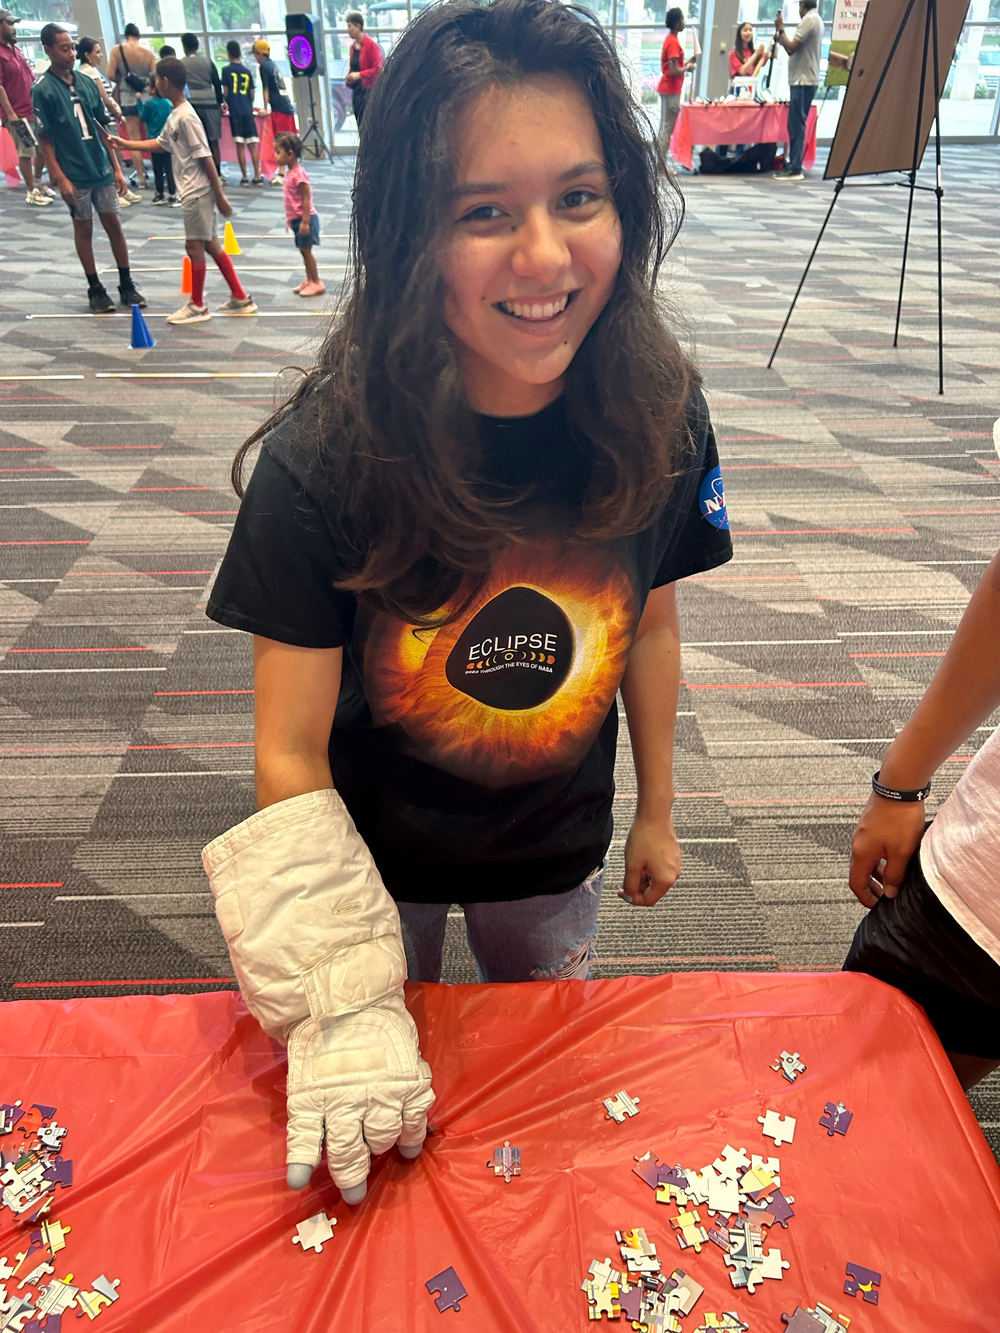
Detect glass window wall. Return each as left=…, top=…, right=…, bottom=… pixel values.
left=99, top=0, right=999, bottom=146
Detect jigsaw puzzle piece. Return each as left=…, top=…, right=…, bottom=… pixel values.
left=16, top=1109, right=55, bottom=1143
left=759, top=1248, right=790, bottom=1280
left=707, top=1173, right=739, bottom=1217
left=34, top=1278, right=78, bottom=1319
left=819, top=1101, right=853, bottom=1138
left=40, top=1159, right=72, bottom=1192
left=712, top=1146, right=750, bottom=1182
left=291, top=1212, right=336, bottom=1254
left=669, top=1209, right=708, bottom=1255
left=758, top=1110, right=796, bottom=1146
left=682, top=1166, right=714, bottom=1205
left=697, top=1315, right=748, bottom=1332
left=664, top=1269, right=703, bottom=1316
left=782, top=1312, right=827, bottom=1333
left=426, top=1266, right=468, bottom=1314
left=603, top=1091, right=640, bottom=1123
left=35, top=1126, right=66, bottom=1153
left=844, top=1263, right=880, bottom=1304
left=74, top=1288, right=116, bottom=1321
left=584, top=1278, right=620, bottom=1320
left=632, top=1151, right=662, bottom=1190
left=760, top=1189, right=795, bottom=1228
left=16, top=1264, right=53, bottom=1291
left=89, top=1278, right=119, bottom=1306
left=0, top=1105, right=23, bottom=1137
left=771, top=1051, right=806, bottom=1082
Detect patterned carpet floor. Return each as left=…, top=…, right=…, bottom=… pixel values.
left=1, top=146, right=997, bottom=1150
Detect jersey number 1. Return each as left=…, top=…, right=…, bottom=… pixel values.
left=73, top=101, right=93, bottom=140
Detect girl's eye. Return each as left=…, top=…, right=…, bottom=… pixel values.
left=562, top=188, right=600, bottom=209
left=458, top=204, right=505, bottom=223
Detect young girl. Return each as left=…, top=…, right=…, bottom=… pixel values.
left=729, top=21, right=769, bottom=82
left=202, top=0, right=732, bottom=1205
left=139, top=72, right=178, bottom=205
left=274, top=132, right=324, bottom=296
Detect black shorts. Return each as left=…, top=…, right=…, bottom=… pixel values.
left=844, top=842, right=1000, bottom=1058
left=229, top=113, right=259, bottom=143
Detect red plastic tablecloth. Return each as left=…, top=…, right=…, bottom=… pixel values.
left=219, top=109, right=279, bottom=180
left=1, top=126, right=21, bottom=187
left=1, top=973, right=998, bottom=1331
left=671, top=103, right=818, bottom=171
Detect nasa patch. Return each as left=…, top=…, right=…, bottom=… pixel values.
left=699, top=466, right=729, bottom=529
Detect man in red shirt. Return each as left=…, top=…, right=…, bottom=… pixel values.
left=0, top=7, right=53, bottom=204
left=657, top=8, right=695, bottom=162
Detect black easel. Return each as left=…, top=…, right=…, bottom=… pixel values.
left=768, top=0, right=945, bottom=394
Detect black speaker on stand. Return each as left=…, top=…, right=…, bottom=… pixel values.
left=285, top=13, right=333, bottom=160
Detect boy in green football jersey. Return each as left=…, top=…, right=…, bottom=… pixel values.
left=32, top=24, right=145, bottom=313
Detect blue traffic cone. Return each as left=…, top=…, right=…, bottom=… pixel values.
left=128, top=303, right=157, bottom=350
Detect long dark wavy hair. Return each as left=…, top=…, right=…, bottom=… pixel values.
left=233, top=0, right=699, bottom=624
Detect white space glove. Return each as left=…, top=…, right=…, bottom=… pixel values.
left=202, top=788, right=435, bottom=1202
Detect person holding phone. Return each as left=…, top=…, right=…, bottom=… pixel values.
left=772, top=0, right=823, bottom=180
left=658, top=7, right=696, bottom=160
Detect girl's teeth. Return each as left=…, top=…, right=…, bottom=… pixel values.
left=502, top=296, right=568, bottom=320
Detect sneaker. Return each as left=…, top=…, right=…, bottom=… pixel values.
left=239, top=177, right=250, bottom=188
left=39, top=184, right=58, bottom=199
left=123, top=188, right=142, bottom=204
left=27, top=188, right=53, bottom=206
left=297, top=280, right=326, bottom=297
left=119, top=285, right=147, bottom=309
left=88, top=286, right=116, bottom=314
left=270, top=174, right=283, bottom=187
left=219, top=170, right=229, bottom=185
left=292, top=280, right=306, bottom=294
left=215, top=294, right=258, bottom=316
left=251, top=176, right=264, bottom=187
left=774, top=166, right=804, bottom=180
left=167, top=195, right=182, bottom=207
left=151, top=192, right=166, bottom=205
left=118, top=194, right=132, bottom=208
left=167, top=300, right=211, bottom=325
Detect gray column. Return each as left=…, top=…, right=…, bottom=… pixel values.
left=70, top=0, right=117, bottom=53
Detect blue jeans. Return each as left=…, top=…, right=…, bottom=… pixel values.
left=787, top=84, right=816, bottom=172
left=396, top=863, right=606, bottom=983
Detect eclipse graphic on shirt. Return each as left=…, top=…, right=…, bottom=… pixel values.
left=362, top=540, right=637, bottom=787
left=445, top=585, right=573, bottom=708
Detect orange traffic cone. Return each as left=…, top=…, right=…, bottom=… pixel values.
left=181, top=255, right=192, bottom=295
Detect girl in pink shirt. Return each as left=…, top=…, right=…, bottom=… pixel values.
left=275, top=132, right=324, bottom=297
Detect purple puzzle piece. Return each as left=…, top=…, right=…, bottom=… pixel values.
left=426, top=1266, right=467, bottom=1314
left=761, top=1190, right=795, bottom=1228
left=820, top=1101, right=853, bottom=1138
left=845, top=1263, right=881, bottom=1304
left=781, top=1311, right=827, bottom=1333
left=632, top=1150, right=663, bottom=1190
left=1, top=1103, right=25, bottom=1135
left=41, top=1158, right=72, bottom=1190
left=618, top=1286, right=644, bottom=1322
left=658, top=1164, right=690, bottom=1190
left=24, top=1319, right=62, bottom=1333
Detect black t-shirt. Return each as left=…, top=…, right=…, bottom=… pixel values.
left=207, top=390, right=732, bottom=904
left=259, top=57, right=293, bottom=115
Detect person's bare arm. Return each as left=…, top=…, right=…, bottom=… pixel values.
left=619, top=582, right=682, bottom=907
left=0, top=85, right=19, bottom=121
left=36, top=133, right=76, bottom=203
left=297, top=178, right=311, bottom=234
left=199, top=152, right=232, bottom=216
left=253, top=637, right=341, bottom=809
left=773, top=13, right=803, bottom=54
left=849, top=548, right=1000, bottom=906
left=107, top=129, right=159, bottom=152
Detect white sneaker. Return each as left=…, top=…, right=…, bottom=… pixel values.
left=26, top=189, right=52, bottom=206
left=215, top=295, right=258, bottom=316
left=167, top=301, right=211, bottom=325
left=123, top=188, right=142, bottom=204
left=118, top=193, right=132, bottom=208
left=39, top=184, right=58, bottom=199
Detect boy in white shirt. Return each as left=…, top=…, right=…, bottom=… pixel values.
left=110, top=57, right=256, bottom=324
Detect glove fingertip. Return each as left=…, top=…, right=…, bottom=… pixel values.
left=286, top=1162, right=315, bottom=1190
left=341, top=1181, right=368, bottom=1205
left=398, top=1142, right=423, bottom=1160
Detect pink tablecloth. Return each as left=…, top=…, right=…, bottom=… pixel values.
left=219, top=108, right=279, bottom=180
left=671, top=102, right=818, bottom=171
left=1, top=125, right=21, bottom=187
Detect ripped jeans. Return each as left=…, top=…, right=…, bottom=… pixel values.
left=396, top=862, right=606, bottom=983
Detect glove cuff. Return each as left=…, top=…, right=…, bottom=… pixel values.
left=203, top=789, right=406, bottom=1039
